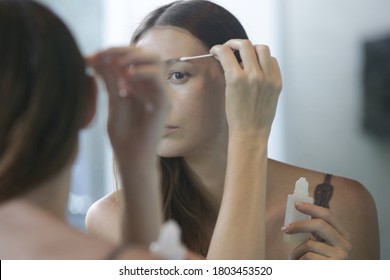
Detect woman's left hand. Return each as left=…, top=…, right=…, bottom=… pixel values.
left=282, top=202, right=352, bottom=260
left=207, top=40, right=281, bottom=259
left=209, top=40, right=282, bottom=139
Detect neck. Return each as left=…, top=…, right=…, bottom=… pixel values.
left=183, top=144, right=227, bottom=211
left=22, top=164, right=72, bottom=220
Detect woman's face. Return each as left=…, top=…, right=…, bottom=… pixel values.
left=136, top=27, right=228, bottom=158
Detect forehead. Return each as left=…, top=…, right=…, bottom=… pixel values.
left=136, top=26, right=209, bottom=59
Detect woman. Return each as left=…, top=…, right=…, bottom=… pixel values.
left=86, top=0, right=380, bottom=259
left=0, top=0, right=169, bottom=259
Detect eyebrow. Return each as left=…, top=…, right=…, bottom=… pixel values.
left=164, top=58, right=193, bottom=65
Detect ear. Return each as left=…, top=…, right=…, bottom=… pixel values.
left=81, top=75, right=97, bottom=128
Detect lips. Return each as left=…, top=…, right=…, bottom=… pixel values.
left=165, top=124, right=178, bottom=129
left=163, top=125, right=178, bottom=135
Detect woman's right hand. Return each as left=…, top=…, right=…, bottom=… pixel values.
left=283, top=202, right=352, bottom=260
left=86, top=47, right=168, bottom=160
left=210, top=40, right=282, bottom=139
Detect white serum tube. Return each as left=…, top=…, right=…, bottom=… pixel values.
left=283, top=177, right=314, bottom=243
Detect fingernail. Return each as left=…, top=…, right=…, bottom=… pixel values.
left=118, top=78, right=129, bottom=98
left=85, top=66, right=95, bottom=76
left=281, top=225, right=289, bottom=232
left=295, top=201, right=304, bottom=207
left=118, top=89, right=128, bottom=98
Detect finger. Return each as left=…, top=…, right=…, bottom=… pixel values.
left=209, top=44, right=243, bottom=80
left=86, top=51, right=125, bottom=101
left=124, top=61, right=164, bottom=81
left=289, top=239, right=332, bottom=260
left=87, top=48, right=161, bottom=100
left=124, top=66, right=166, bottom=112
left=283, top=218, right=337, bottom=245
left=292, top=238, right=350, bottom=260
left=116, top=52, right=161, bottom=69
left=113, top=51, right=164, bottom=99
left=94, top=65, right=122, bottom=101
left=283, top=218, right=348, bottom=249
left=255, top=44, right=272, bottom=75
left=87, top=47, right=135, bottom=64
left=126, top=78, right=160, bottom=109
left=295, top=202, right=350, bottom=239
left=271, top=57, right=283, bottom=91
left=222, top=39, right=261, bottom=74
left=87, top=47, right=147, bottom=79
left=122, top=64, right=164, bottom=98
left=293, top=252, right=330, bottom=260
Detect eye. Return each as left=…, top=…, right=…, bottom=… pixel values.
left=172, top=72, right=185, bottom=80
left=167, top=71, right=189, bottom=84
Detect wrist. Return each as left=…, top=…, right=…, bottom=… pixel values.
left=228, top=128, right=271, bottom=144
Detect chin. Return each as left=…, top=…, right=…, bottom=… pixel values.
left=157, top=141, right=191, bottom=158
left=157, top=149, right=182, bottom=158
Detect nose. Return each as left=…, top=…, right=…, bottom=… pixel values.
left=164, top=82, right=177, bottom=102
left=161, top=83, right=174, bottom=112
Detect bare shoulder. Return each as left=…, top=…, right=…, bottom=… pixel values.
left=269, top=159, right=377, bottom=207
left=0, top=199, right=159, bottom=259
left=85, top=191, right=122, bottom=244
left=269, top=159, right=380, bottom=259
left=330, top=175, right=376, bottom=213
left=326, top=175, right=380, bottom=259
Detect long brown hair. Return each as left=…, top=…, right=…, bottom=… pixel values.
left=0, top=0, right=89, bottom=202
left=131, top=0, right=249, bottom=256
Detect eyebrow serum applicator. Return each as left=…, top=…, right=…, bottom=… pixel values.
left=283, top=177, right=314, bottom=243
left=179, top=53, right=214, bottom=61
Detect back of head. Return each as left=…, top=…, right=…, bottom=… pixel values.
left=0, top=0, right=88, bottom=202
left=132, top=0, right=249, bottom=52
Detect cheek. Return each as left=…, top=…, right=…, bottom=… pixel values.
left=202, top=70, right=226, bottom=124
left=158, top=77, right=226, bottom=157
left=184, top=80, right=226, bottom=134
left=167, top=65, right=227, bottom=134
left=169, top=76, right=220, bottom=113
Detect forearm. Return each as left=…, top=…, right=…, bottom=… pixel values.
left=208, top=132, right=268, bottom=259
left=117, top=154, right=163, bottom=247
left=88, top=46, right=167, bottom=248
